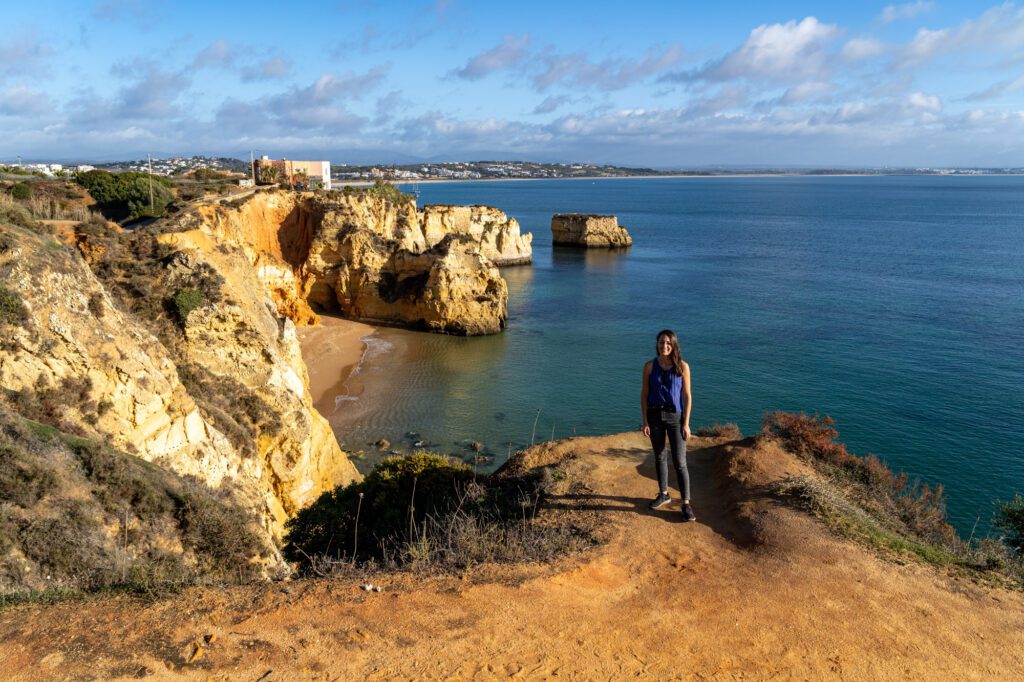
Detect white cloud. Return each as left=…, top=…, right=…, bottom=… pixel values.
left=905, top=91, right=942, bottom=113
left=780, top=81, right=834, bottom=105
left=879, top=1, right=934, bottom=25
left=533, top=95, right=570, bottom=114
left=687, top=17, right=841, bottom=83
left=0, top=37, right=51, bottom=81
left=962, top=74, right=1024, bottom=101
left=241, top=56, right=291, bottom=82
left=453, top=34, right=530, bottom=80
left=840, top=37, right=886, bottom=61
left=899, top=3, right=1024, bottom=67
left=533, top=45, right=684, bottom=91
left=192, top=39, right=233, bottom=69
left=290, top=67, right=390, bottom=104
left=0, top=86, right=51, bottom=116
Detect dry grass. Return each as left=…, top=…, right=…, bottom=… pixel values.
left=286, top=452, right=597, bottom=576
left=764, top=412, right=1023, bottom=585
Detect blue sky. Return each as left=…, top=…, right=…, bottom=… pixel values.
left=3, top=0, right=1023, bottom=166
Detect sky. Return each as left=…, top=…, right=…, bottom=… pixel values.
left=3, top=0, right=1024, bottom=167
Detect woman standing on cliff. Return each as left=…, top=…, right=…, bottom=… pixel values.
left=641, top=329, right=695, bottom=521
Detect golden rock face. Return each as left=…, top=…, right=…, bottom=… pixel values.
left=551, top=213, right=633, bottom=247
left=0, top=189, right=532, bottom=569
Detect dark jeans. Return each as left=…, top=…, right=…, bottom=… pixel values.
left=647, top=407, right=690, bottom=501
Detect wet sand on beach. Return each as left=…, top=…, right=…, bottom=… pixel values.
left=296, top=315, right=376, bottom=417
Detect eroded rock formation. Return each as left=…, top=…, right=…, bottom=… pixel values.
left=0, top=187, right=530, bottom=584
left=184, top=189, right=529, bottom=335
left=551, top=214, right=633, bottom=248
left=421, top=205, right=532, bottom=265
left=0, top=213, right=360, bottom=569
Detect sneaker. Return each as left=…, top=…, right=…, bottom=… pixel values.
left=681, top=503, right=697, bottom=522
left=649, top=492, right=671, bottom=510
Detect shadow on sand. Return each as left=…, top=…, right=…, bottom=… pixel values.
left=543, top=442, right=760, bottom=548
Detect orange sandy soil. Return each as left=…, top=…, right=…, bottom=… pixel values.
left=1, top=433, right=1021, bottom=680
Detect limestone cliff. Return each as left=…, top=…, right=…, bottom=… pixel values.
left=183, top=189, right=527, bottom=335
left=551, top=214, right=633, bottom=248
left=307, top=193, right=510, bottom=334
left=420, top=205, right=532, bottom=265
left=1, top=214, right=360, bottom=565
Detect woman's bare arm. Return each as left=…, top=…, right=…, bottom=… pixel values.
left=641, top=361, right=652, bottom=436
left=681, top=362, right=692, bottom=440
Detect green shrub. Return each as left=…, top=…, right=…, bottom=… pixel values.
left=19, top=501, right=110, bottom=584
left=71, top=439, right=175, bottom=519
left=364, top=180, right=413, bottom=206
left=172, top=287, right=204, bottom=322
left=995, top=495, right=1024, bottom=553
left=285, top=452, right=475, bottom=563
left=765, top=412, right=958, bottom=560
left=0, top=442, right=60, bottom=507
left=0, top=285, right=29, bottom=326
left=76, top=170, right=173, bottom=221
left=173, top=490, right=262, bottom=580
left=10, top=182, right=31, bottom=201
left=0, top=203, right=41, bottom=231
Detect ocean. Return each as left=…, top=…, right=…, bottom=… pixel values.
left=325, top=176, right=1024, bottom=535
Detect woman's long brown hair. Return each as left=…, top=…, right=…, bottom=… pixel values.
left=655, top=329, right=684, bottom=376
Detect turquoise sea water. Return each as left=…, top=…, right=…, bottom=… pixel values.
left=326, top=176, right=1024, bottom=535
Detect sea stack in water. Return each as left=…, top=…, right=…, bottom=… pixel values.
left=551, top=214, right=632, bottom=248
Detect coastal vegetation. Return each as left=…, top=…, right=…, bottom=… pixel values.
left=995, top=495, right=1024, bottom=553
left=0, top=401, right=267, bottom=600
left=76, top=169, right=173, bottom=222
left=764, top=412, right=1022, bottom=583
left=339, top=179, right=415, bottom=206
left=285, top=451, right=594, bottom=572
left=2, top=178, right=90, bottom=223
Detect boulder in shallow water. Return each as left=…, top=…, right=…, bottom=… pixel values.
left=551, top=214, right=632, bottom=248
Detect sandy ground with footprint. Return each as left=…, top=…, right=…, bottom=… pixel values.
left=0, top=432, right=1021, bottom=680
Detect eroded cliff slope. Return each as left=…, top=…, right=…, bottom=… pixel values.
left=171, top=189, right=530, bottom=335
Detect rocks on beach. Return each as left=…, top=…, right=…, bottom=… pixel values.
left=551, top=214, right=633, bottom=248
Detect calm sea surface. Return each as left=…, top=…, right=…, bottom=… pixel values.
left=326, top=176, right=1024, bottom=535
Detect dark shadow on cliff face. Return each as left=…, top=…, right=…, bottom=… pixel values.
left=377, top=270, right=430, bottom=304
left=278, top=201, right=318, bottom=270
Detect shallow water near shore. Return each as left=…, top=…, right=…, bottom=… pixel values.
left=321, top=176, right=1024, bottom=535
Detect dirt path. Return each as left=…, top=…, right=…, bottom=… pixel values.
left=1, top=433, right=1021, bottom=680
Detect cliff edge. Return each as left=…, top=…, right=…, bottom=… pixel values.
left=0, top=431, right=1020, bottom=678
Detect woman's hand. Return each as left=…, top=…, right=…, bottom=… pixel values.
left=683, top=424, right=691, bottom=441
left=642, top=423, right=650, bottom=437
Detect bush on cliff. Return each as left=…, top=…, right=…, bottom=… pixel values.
left=10, top=182, right=31, bottom=201
left=0, top=401, right=267, bottom=596
left=76, top=169, right=173, bottom=222
left=0, top=285, right=29, bottom=327
left=763, top=411, right=954, bottom=547
left=171, top=287, right=204, bottom=323
left=341, top=180, right=413, bottom=207
left=285, top=452, right=591, bottom=572
left=285, top=453, right=476, bottom=564
left=995, top=495, right=1024, bottom=553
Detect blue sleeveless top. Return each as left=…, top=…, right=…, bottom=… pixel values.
left=648, top=359, right=683, bottom=412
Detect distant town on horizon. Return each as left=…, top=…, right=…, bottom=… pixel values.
left=5, top=155, right=1022, bottom=184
